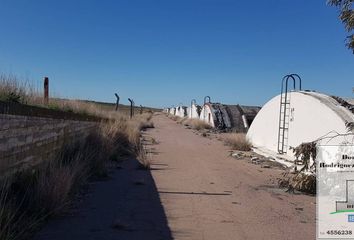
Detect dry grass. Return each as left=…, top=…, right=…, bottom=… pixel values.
left=0, top=74, right=156, bottom=239
left=224, top=133, right=252, bottom=151
left=167, top=114, right=212, bottom=131
left=136, top=144, right=151, bottom=169
left=278, top=172, right=315, bottom=194
left=0, top=74, right=40, bottom=104
left=167, top=114, right=180, bottom=121
left=176, top=117, right=187, bottom=124
left=0, top=74, right=157, bottom=120
left=0, top=146, right=92, bottom=240
left=135, top=113, right=154, bottom=130
left=0, top=112, right=152, bottom=240
left=182, top=118, right=212, bottom=131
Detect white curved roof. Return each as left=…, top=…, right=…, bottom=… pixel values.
left=301, top=91, right=353, bottom=124
left=344, top=98, right=354, bottom=105
left=247, top=91, right=354, bottom=160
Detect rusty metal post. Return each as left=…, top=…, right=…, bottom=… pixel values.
left=140, top=105, right=143, bottom=114
left=44, top=77, right=49, bottom=105
left=128, top=98, right=134, bottom=119
left=115, top=93, right=120, bottom=111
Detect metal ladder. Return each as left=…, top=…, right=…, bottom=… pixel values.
left=203, top=96, right=211, bottom=121
left=277, top=74, right=302, bottom=154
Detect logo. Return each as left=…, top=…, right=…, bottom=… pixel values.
left=348, top=215, right=354, bottom=222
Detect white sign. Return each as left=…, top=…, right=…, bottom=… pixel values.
left=317, top=145, right=354, bottom=239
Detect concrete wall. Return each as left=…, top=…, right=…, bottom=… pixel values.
left=0, top=114, right=97, bottom=175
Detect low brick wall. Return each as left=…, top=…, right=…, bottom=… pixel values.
left=0, top=111, right=99, bottom=175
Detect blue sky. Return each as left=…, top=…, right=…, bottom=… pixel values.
left=0, top=0, right=353, bottom=108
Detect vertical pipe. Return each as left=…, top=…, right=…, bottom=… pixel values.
left=44, top=77, right=49, bottom=105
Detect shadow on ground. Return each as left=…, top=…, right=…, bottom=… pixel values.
left=35, top=158, right=172, bottom=240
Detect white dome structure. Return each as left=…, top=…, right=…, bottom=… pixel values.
left=247, top=91, right=354, bottom=160
left=187, top=103, right=201, bottom=119
left=175, top=106, right=187, bottom=118
left=169, top=107, right=176, bottom=115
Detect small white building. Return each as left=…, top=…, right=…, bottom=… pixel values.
left=200, top=103, right=215, bottom=126
left=187, top=103, right=201, bottom=119
left=247, top=91, right=354, bottom=160
left=175, top=106, right=187, bottom=118
left=200, top=103, right=261, bottom=132
left=169, top=107, right=176, bottom=115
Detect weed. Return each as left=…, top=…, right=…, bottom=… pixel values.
left=224, top=133, right=252, bottom=151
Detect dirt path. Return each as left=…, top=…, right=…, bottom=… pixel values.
left=35, top=113, right=315, bottom=240
left=147, top=114, right=315, bottom=240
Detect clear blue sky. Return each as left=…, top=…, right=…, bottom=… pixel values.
left=0, top=0, right=353, bottom=108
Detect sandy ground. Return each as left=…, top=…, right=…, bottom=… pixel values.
left=35, top=113, right=315, bottom=240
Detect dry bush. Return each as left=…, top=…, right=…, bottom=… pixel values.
left=176, top=117, right=187, bottom=124
left=183, top=118, right=212, bottom=131
left=136, top=143, right=151, bottom=169
left=168, top=114, right=180, bottom=121
left=291, top=142, right=317, bottom=173
left=0, top=74, right=40, bottom=104
left=0, top=144, right=92, bottom=240
left=224, top=133, right=252, bottom=151
left=278, top=172, right=315, bottom=194
left=47, top=99, right=106, bottom=117
left=132, top=113, right=155, bottom=131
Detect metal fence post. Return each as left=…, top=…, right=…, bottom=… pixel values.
left=128, top=98, right=134, bottom=119
left=44, top=77, right=49, bottom=105
left=115, top=93, right=120, bottom=111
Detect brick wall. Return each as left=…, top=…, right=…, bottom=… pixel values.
left=0, top=113, right=98, bottom=175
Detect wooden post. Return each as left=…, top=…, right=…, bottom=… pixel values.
left=140, top=105, right=143, bottom=114
left=44, top=77, right=49, bottom=105
left=115, top=93, right=120, bottom=111
left=128, top=98, right=134, bottom=119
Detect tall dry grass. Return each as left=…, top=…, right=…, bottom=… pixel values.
left=224, top=133, right=252, bottom=151
left=0, top=74, right=156, bottom=239
left=0, top=111, right=154, bottom=240
left=182, top=118, right=212, bottom=131
left=0, top=74, right=39, bottom=104
left=0, top=74, right=142, bottom=119
left=167, top=114, right=180, bottom=121
left=166, top=114, right=212, bottom=131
